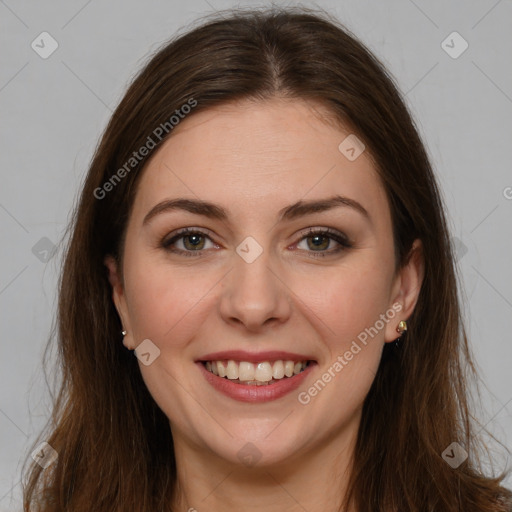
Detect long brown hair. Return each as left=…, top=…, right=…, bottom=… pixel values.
left=22, top=6, right=511, bottom=511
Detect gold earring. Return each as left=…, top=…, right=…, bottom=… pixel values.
left=396, top=320, right=407, bottom=334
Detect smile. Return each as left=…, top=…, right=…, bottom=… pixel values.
left=203, top=359, right=311, bottom=385
left=197, top=351, right=317, bottom=402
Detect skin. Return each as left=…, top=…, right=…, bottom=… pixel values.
left=105, top=97, right=424, bottom=511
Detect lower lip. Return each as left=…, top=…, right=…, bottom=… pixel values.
left=196, top=361, right=316, bottom=403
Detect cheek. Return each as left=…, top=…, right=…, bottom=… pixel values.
left=123, top=253, right=207, bottom=344
left=296, top=263, right=392, bottom=345
left=124, top=258, right=240, bottom=355
left=298, top=269, right=393, bottom=405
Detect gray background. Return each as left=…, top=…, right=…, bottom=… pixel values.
left=1, top=0, right=511, bottom=509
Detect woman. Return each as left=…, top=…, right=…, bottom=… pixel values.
left=22, top=6, right=511, bottom=511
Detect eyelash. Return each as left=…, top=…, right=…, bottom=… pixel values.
left=161, top=227, right=352, bottom=259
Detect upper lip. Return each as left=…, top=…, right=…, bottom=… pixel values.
left=197, top=350, right=316, bottom=363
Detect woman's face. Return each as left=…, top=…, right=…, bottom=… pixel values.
left=106, top=98, right=423, bottom=469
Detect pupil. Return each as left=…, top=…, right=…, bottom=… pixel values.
left=184, top=234, right=204, bottom=250
left=309, top=235, right=328, bottom=250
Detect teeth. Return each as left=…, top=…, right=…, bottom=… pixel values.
left=204, top=359, right=309, bottom=383
left=272, top=360, right=285, bottom=379
left=226, top=360, right=238, bottom=380
left=238, top=361, right=255, bottom=381
left=217, top=361, right=227, bottom=378
left=255, top=362, right=273, bottom=382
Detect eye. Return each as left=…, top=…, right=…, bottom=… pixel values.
left=161, top=228, right=217, bottom=257
left=161, top=227, right=352, bottom=258
left=295, top=227, right=352, bottom=258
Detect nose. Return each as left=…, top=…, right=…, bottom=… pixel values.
left=218, top=247, right=292, bottom=332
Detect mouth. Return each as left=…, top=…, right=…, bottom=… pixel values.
left=196, top=351, right=317, bottom=403
left=201, top=359, right=313, bottom=386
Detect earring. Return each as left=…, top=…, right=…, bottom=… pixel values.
left=121, top=330, right=127, bottom=336
left=392, top=320, right=407, bottom=351
left=396, top=320, right=407, bottom=335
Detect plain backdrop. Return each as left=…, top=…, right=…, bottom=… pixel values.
left=1, top=0, right=511, bottom=509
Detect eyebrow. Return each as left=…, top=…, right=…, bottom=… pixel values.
left=142, top=194, right=371, bottom=226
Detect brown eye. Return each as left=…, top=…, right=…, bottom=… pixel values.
left=162, top=228, right=216, bottom=257
left=181, top=233, right=206, bottom=250
left=304, top=233, right=330, bottom=251
left=295, top=228, right=352, bottom=258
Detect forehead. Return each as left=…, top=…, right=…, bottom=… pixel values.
left=130, top=98, right=389, bottom=228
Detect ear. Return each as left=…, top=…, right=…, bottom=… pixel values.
left=104, top=254, right=134, bottom=350
left=384, top=239, right=425, bottom=343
